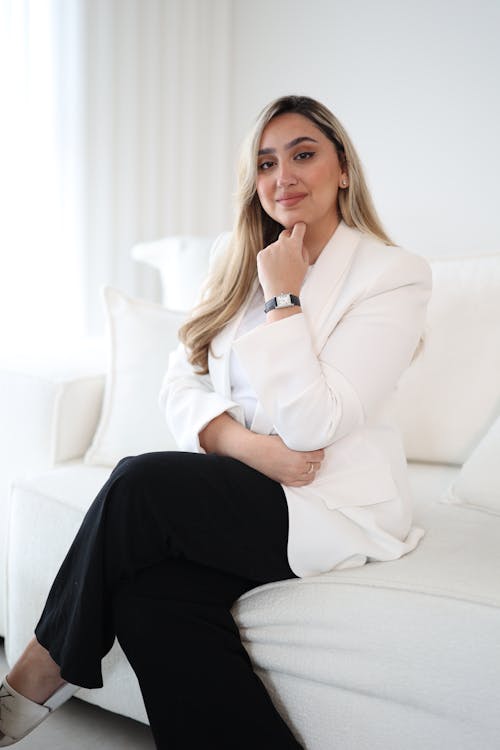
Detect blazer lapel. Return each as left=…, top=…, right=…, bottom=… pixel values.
left=301, top=221, right=361, bottom=352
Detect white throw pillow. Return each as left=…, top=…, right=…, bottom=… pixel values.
left=442, top=414, right=500, bottom=515
left=131, top=232, right=231, bottom=310
left=85, top=287, right=185, bottom=467
left=391, top=254, right=500, bottom=465
left=131, top=235, right=216, bottom=311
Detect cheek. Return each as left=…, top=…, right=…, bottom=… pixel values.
left=256, top=180, right=270, bottom=207
left=318, top=168, right=340, bottom=205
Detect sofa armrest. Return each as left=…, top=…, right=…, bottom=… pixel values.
left=0, top=337, right=107, bottom=637
left=0, top=338, right=107, bottom=480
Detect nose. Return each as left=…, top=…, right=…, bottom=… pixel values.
left=276, top=162, right=297, bottom=187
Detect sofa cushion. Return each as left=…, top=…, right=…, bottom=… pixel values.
left=442, top=414, right=500, bottom=515
left=392, top=253, right=500, bottom=464
left=85, top=287, right=185, bottom=467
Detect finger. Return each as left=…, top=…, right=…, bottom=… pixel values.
left=291, top=222, right=306, bottom=242
left=296, top=458, right=320, bottom=471
left=308, top=449, right=325, bottom=460
left=301, top=243, right=310, bottom=265
left=288, top=477, right=314, bottom=487
left=301, top=462, right=320, bottom=477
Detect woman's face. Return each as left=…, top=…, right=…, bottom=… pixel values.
left=256, top=112, right=347, bottom=238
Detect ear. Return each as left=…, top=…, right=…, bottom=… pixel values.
left=337, top=147, right=349, bottom=187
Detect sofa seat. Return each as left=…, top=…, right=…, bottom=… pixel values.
left=234, top=462, right=500, bottom=749
left=6, top=461, right=500, bottom=749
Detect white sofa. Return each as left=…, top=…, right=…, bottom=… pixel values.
left=1, top=239, right=500, bottom=749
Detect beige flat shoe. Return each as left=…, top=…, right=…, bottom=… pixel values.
left=0, top=676, right=77, bottom=746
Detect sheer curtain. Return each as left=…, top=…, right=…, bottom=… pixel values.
left=0, top=0, right=85, bottom=353
left=80, top=0, right=233, bottom=333
left=0, top=0, right=232, bottom=351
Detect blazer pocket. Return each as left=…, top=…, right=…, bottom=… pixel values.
left=316, top=463, right=399, bottom=510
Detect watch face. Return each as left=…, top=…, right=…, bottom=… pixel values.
left=276, top=293, right=292, bottom=307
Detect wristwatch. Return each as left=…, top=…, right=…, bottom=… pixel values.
left=264, top=293, right=301, bottom=313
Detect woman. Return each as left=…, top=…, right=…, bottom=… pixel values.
left=0, top=95, right=431, bottom=748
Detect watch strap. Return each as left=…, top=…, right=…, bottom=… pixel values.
left=264, top=293, right=301, bottom=313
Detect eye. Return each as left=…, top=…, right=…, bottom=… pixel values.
left=258, top=160, right=275, bottom=171
left=294, top=151, right=315, bottom=161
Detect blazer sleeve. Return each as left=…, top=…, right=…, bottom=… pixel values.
left=159, top=343, right=244, bottom=453
left=232, top=251, right=432, bottom=451
left=158, top=231, right=244, bottom=453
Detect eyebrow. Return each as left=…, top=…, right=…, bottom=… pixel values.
left=258, top=136, right=319, bottom=156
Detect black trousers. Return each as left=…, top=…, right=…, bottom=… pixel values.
left=35, top=451, right=303, bottom=749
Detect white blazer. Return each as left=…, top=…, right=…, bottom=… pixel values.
left=160, top=222, right=432, bottom=577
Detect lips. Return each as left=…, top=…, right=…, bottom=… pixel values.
left=277, top=193, right=307, bottom=207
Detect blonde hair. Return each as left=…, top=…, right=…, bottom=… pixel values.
left=180, top=95, right=393, bottom=373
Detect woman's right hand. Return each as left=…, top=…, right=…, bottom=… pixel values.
left=244, top=433, right=324, bottom=487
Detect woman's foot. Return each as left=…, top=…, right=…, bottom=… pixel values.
left=0, top=640, right=77, bottom=746
left=5, top=638, right=65, bottom=705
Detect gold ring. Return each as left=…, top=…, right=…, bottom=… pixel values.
left=307, top=462, right=314, bottom=474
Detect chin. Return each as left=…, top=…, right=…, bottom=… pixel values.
left=278, top=214, right=307, bottom=229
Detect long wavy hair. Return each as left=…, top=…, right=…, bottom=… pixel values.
left=180, top=95, right=393, bottom=373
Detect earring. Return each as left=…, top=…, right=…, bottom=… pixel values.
left=341, top=178, right=348, bottom=187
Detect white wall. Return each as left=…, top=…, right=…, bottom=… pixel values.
left=229, top=0, right=500, bottom=257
